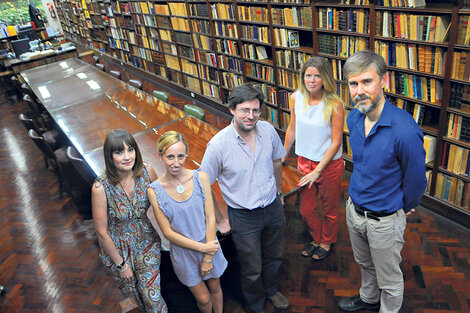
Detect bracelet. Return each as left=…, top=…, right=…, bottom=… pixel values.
left=119, top=263, right=129, bottom=272
left=202, top=259, right=213, bottom=264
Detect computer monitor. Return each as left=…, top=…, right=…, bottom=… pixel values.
left=17, top=25, right=37, bottom=41
left=11, top=38, right=31, bottom=57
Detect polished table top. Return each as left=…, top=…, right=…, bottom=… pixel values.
left=22, top=58, right=93, bottom=87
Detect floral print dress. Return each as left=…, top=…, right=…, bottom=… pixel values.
left=95, top=167, right=167, bottom=313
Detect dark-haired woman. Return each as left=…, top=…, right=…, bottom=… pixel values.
left=92, top=129, right=167, bottom=313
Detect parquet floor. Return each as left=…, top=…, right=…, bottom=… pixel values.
left=1, top=77, right=470, bottom=313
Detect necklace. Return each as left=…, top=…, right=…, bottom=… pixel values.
left=176, top=183, right=185, bottom=194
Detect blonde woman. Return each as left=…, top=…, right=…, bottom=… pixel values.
left=283, top=57, right=345, bottom=261
left=148, top=131, right=227, bottom=313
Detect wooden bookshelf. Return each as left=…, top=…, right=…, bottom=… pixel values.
left=53, top=0, right=470, bottom=226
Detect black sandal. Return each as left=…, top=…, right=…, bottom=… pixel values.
left=312, top=246, right=331, bottom=260
left=301, top=242, right=318, bottom=257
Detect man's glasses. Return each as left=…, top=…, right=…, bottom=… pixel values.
left=236, top=107, right=261, bottom=117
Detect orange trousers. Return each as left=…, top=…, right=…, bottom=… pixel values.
left=297, top=156, right=345, bottom=245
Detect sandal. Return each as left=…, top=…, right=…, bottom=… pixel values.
left=301, top=242, right=318, bottom=257
left=312, top=246, right=331, bottom=260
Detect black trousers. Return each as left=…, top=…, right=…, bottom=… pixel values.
left=227, top=196, right=286, bottom=313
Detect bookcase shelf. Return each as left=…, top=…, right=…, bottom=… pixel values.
left=55, top=0, right=470, bottom=224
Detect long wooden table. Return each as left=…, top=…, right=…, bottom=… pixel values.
left=21, top=58, right=302, bottom=219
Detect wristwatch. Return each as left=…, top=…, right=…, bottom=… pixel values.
left=116, top=260, right=126, bottom=270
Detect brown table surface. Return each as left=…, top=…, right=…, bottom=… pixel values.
left=21, top=58, right=92, bottom=86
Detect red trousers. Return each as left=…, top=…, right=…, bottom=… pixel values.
left=297, top=156, right=345, bottom=245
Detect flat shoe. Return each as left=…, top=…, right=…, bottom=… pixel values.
left=312, top=246, right=330, bottom=260
left=301, top=242, right=317, bottom=257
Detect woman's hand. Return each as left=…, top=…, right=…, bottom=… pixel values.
left=298, top=170, right=320, bottom=188
left=200, top=260, right=213, bottom=276
left=119, top=264, right=134, bottom=283
left=200, top=240, right=219, bottom=255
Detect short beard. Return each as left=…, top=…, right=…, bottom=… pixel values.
left=355, top=95, right=379, bottom=114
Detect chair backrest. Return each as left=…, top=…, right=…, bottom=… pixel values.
left=184, top=104, right=206, bottom=121
left=95, top=63, right=105, bottom=71
left=19, top=113, right=41, bottom=134
left=92, top=55, right=99, bottom=65
left=152, top=90, right=169, bottom=103
left=66, top=146, right=97, bottom=186
left=23, top=94, right=43, bottom=119
left=28, top=129, right=56, bottom=161
left=109, top=70, right=122, bottom=80
left=128, top=79, right=143, bottom=90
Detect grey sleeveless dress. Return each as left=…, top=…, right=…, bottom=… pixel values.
left=149, top=170, right=227, bottom=287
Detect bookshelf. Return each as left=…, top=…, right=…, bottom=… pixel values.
left=53, top=0, right=470, bottom=226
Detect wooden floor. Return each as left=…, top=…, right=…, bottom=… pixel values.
left=1, top=81, right=470, bottom=313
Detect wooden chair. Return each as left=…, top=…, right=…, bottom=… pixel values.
left=66, top=146, right=96, bottom=186
left=128, top=79, right=143, bottom=90
left=184, top=104, right=205, bottom=121
left=152, top=90, right=169, bottom=103
left=66, top=146, right=95, bottom=218
left=19, top=113, right=61, bottom=150
left=109, top=70, right=122, bottom=80
left=28, top=129, right=70, bottom=197
left=92, top=55, right=99, bottom=65
left=95, top=63, right=105, bottom=71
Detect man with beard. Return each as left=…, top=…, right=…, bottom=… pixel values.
left=338, top=50, right=427, bottom=313
left=200, top=84, right=289, bottom=313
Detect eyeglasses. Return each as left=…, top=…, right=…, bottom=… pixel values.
left=236, top=107, right=261, bottom=117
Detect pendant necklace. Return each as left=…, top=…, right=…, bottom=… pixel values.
left=176, top=183, right=185, bottom=194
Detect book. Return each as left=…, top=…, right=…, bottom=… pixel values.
left=288, top=30, right=299, bottom=48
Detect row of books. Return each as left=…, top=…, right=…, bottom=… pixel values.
left=271, top=7, right=312, bottom=28
left=131, top=12, right=156, bottom=27
left=280, top=112, right=291, bottom=130
left=456, top=15, right=470, bottom=46
left=449, top=83, right=470, bottom=113
left=211, top=3, right=235, bottom=20
left=434, top=174, right=469, bottom=209
left=318, top=34, right=369, bottom=58
left=165, top=54, right=180, bottom=71
left=215, top=38, right=239, bottom=56
left=179, top=45, right=194, bottom=60
left=441, top=142, right=470, bottom=176
left=193, top=33, right=211, bottom=50
left=169, top=2, right=187, bottom=17
left=245, top=62, right=275, bottom=83
left=190, top=4, right=209, bottom=18
left=221, top=72, right=243, bottom=89
left=196, top=50, right=217, bottom=67
left=261, top=106, right=280, bottom=127
left=202, top=81, right=220, bottom=99
left=162, top=42, right=177, bottom=56
left=192, top=19, right=210, bottom=35
left=375, top=42, right=445, bottom=75
left=384, top=72, right=443, bottom=103
left=174, top=32, right=192, bottom=46
left=214, top=21, right=238, bottom=39
left=273, top=28, right=301, bottom=48
left=199, top=64, right=219, bottom=83
left=153, top=4, right=169, bottom=15
left=447, top=113, right=470, bottom=142
left=240, top=25, right=271, bottom=44
left=318, top=8, right=369, bottom=33
left=276, top=50, right=311, bottom=71
left=219, top=55, right=243, bottom=73
left=185, top=75, right=201, bottom=94
left=243, top=44, right=269, bottom=60
left=238, top=6, right=269, bottom=23
left=451, top=51, right=470, bottom=81
left=278, top=90, right=291, bottom=109
left=376, top=0, right=426, bottom=8
left=375, top=12, right=450, bottom=43
left=255, top=84, right=278, bottom=106
left=278, top=69, right=300, bottom=89
left=170, top=17, right=189, bottom=32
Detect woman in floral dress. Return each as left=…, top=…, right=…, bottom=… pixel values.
left=92, top=129, right=167, bottom=313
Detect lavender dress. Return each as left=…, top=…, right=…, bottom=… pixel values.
left=149, top=170, right=227, bottom=287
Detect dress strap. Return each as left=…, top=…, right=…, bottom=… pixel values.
left=194, top=170, right=206, bottom=201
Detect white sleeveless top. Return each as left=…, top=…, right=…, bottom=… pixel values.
left=295, top=92, right=342, bottom=162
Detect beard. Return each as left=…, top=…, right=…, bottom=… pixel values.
left=234, top=117, right=257, bottom=133
left=355, top=94, right=380, bottom=114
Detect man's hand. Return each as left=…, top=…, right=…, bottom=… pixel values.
left=405, top=208, right=415, bottom=217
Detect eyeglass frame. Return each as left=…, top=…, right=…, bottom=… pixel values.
left=235, top=107, right=262, bottom=117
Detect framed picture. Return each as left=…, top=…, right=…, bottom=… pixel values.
left=288, top=30, right=299, bottom=48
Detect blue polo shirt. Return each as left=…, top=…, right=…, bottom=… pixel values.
left=347, top=99, right=427, bottom=213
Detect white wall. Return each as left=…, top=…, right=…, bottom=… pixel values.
left=40, top=0, right=63, bottom=34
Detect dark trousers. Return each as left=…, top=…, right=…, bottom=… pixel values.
left=227, top=197, right=286, bottom=313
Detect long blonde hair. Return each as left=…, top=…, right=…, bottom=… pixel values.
left=298, top=57, right=344, bottom=123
